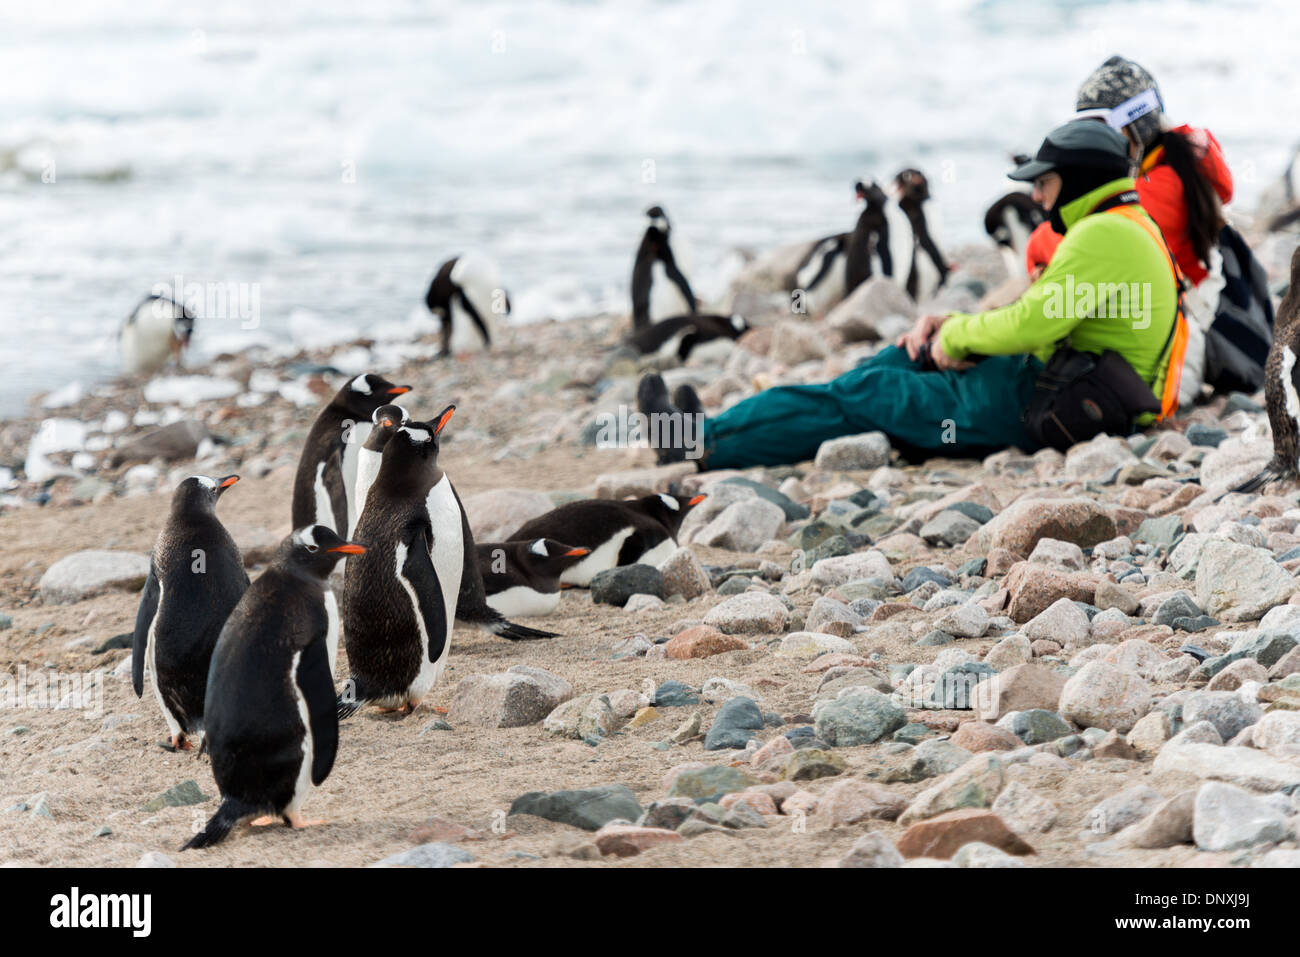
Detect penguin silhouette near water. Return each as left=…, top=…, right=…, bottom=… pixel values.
left=291, top=373, right=411, bottom=538
left=476, top=538, right=591, bottom=617
left=340, top=410, right=464, bottom=716
left=349, top=404, right=560, bottom=644
left=1236, top=246, right=1300, bottom=492
left=791, top=181, right=893, bottom=315
left=888, top=168, right=951, bottom=302
left=132, top=474, right=247, bottom=752
left=120, top=293, right=196, bottom=375
left=183, top=525, right=362, bottom=849
left=510, top=492, right=706, bottom=587
left=632, top=206, right=697, bottom=331
left=425, top=254, right=510, bottom=358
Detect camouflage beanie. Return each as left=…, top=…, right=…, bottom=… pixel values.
left=1076, top=55, right=1164, bottom=150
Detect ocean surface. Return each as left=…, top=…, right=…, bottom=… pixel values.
left=1, top=0, right=1297, bottom=415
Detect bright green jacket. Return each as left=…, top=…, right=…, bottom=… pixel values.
left=938, top=177, right=1178, bottom=391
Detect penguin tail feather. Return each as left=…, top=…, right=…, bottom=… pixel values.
left=182, top=798, right=259, bottom=851
left=1230, top=461, right=1296, bottom=497
left=486, top=618, right=560, bottom=641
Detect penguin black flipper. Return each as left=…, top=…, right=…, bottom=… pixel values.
left=131, top=562, right=160, bottom=698
left=295, top=637, right=338, bottom=786
left=402, top=522, right=449, bottom=664
left=450, top=483, right=559, bottom=640
left=660, top=245, right=698, bottom=315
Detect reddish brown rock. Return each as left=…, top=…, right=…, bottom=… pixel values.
left=950, top=721, right=1022, bottom=752
left=719, top=791, right=778, bottom=816
left=870, top=603, right=912, bottom=622
left=980, top=497, right=1117, bottom=556
left=821, top=779, right=907, bottom=825
left=1030, top=639, right=1062, bottom=657
left=1108, top=507, right=1148, bottom=538
left=1004, top=561, right=1097, bottom=622
left=802, top=653, right=871, bottom=674
left=664, top=625, right=749, bottom=659
left=1092, top=729, right=1137, bottom=759
left=975, top=663, right=1070, bottom=721
left=895, top=809, right=1035, bottom=859
left=986, top=548, right=1023, bottom=577
left=594, top=824, right=684, bottom=857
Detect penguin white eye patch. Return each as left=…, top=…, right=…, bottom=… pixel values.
left=401, top=426, right=433, bottom=444
left=530, top=539, right=548, bottom=556
left=292, top=526, right=318, bottom=548
left=191, top=475, right=217, bottom=490
left=350, top=375, right=373, bottom=394
left=658, top=493, right=680, bottom=510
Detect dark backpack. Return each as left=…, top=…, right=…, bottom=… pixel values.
left=1204, top=224, right=1275, bottom=394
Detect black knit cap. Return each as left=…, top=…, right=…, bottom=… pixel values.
left=1009, top=121, right=1132, bottom=182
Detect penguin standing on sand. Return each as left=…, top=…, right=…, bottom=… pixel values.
left=632, top=206, right=697, bottom=331
left=476, top=539, right=591, bottom=617
left=888, top=168, right=950, bottom=302
left=349, top=405, right=560, bottom=643
left=291, top=373, right=411, bottom=537
left=132, top=474, right=247, bottom=752
left=425, top=254, right=510, bottom=358
left=340, top=411, right=463, bottom=716
left=511, top=491, right=706, bottom=587
left=184, top=525, right=362, bottom=849
left=352, top=403, right=410, bottom=535
left=626, top=313, right=749, bottom=364
left=120, top=293, right=196, bottom=375
left=1236, top=246, right=1300, bottom=492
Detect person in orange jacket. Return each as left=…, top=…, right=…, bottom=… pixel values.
left=1024, top=56, right=1241, bottom=405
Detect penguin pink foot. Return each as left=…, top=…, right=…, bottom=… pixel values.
left=251, top=816, right=276, bottom=827
left=287, top=812, right=327, bottom=829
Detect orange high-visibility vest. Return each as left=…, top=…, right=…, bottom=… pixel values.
left=1104, top=203, right=1189, bottom=421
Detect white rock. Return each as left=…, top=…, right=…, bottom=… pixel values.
left=1193, top=781, right=1289, bottom=851
left=1058, top=660, right=1152, bottom=733
left=39, top=551, right=151, bottom=605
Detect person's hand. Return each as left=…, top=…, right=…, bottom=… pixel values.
left=895, top=314, right=947, bottom=361
left=930, top=338, right=975, bottom=372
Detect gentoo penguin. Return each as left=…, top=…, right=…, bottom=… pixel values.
left=352, top=403, right=410, bottom=534
left=183, top=525, right=362, bottom=849
left=347, top=403, right=560, bottom=643
left=290, top=373, right=411, bottom=537
left=792, top=232, right=849, bottom=315
left=511, top=492, right=706, bottom=587
left=340, top=410, right=463, bottom=716
left=476, top=539, right=591, bottom=617
left=425, top=254, right=510, bottom=357
left=844, top=180, right=893, bottom=295
left=132, top=474, right=247, bottom=751
left=984, top=191, right=1046, bottom=279
left=626, top=313, right=749, bottom=364
left=631, top=206, right=697, bottom=331
left=120, top=294, right=195, bottom=375
left=888, top=168, right=950, bottom=302
left=1236, top=245, right=1300, bottom=492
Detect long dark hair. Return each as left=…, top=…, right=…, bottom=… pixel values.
left=1155, top=128, right=1224, bottom=267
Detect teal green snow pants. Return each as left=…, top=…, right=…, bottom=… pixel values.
left=699, top=345, right=1044, bottom=470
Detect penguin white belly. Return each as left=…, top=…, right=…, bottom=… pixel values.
left=417, top=475, right=463, bottom=695
left=120, top=307, right=176, bottom=374
left=1281, top=346, right=1300, bottom=472
left=884, top=203, right=912, bottom=288
left=323, top=589, right=340, bottom=677
left=649, top=261, right=691, bottom=322
left=145, top=589, right=182, bottom=740
left=636, top=537, right=676, bottom=569
left=352, top=449, right=382, bottom=536
left=654, top=329, right=690, bottom=361
left=285, top=649, right=314, bottom=816
left=560, top=527, right=635, bottom=587
left=449, top=299, right=491, bottom=354
left=912, top=250, right=942, bottom=304
left=312, top=462, right=336, bottom=534
left=487, top=586, right=561, bottom=618
left=341, top=422, right=370, bottom=537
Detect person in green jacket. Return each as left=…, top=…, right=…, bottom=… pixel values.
left=640, top=121, right=1181, bottom=470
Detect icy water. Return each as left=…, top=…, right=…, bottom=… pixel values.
left=1, top=0, right=1296, bottom=414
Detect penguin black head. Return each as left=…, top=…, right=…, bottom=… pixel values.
left=379, top=406, right=456, bottom=486
left=333, top=373, right=412, bottom=419
left=521, top=538, right=590, bottom=574
left=171, top=474, right=239, bottom=516
left=639, top=491, right=706, bottom=536
left=281, top=525, right=365, bottom=579
left=645, top=206, right=670, bottom=235
left=895, top=169, right=931, bottom=204
left=363, top=404, right=412, bottom=453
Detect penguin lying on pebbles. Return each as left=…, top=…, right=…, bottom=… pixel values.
left=626, top=313, right=749, bottom=364
left=291, top=373, right=411, bottom=537
left=132, top=474, right=248, bottom=752
left=476, top=538, right=590, bottom=617
left=120, top=293, right=195, bottom=375
left=1236, top=245, right=1300, bottom=492
left=349, top=403, right=560, bottom=643
left=511, top=491, right=705, bottom=587
left=183, top=525, right=362, bottom=849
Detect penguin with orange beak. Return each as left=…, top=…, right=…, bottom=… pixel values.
left=476, top=538, right=592, bottom=617
left=132, top=474, right=247, bottom=753
left=184, top=525, right=363, bottom=849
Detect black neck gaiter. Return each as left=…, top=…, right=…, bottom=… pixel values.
left=1048, top=164, right=1130, bottom=233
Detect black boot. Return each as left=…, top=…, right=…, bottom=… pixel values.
left=636, top=373, right=687, bottom=465
left=671, top=383, right=704, bottom=417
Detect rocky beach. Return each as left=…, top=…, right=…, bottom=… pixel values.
left=3, top=231, right=1300, bottom=870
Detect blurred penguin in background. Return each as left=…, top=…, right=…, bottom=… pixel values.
left=121, top=293, right=195, bottom=375
left=425, top=254, right=510, bottom=358
left=631, top=206, right=697, bottom=331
